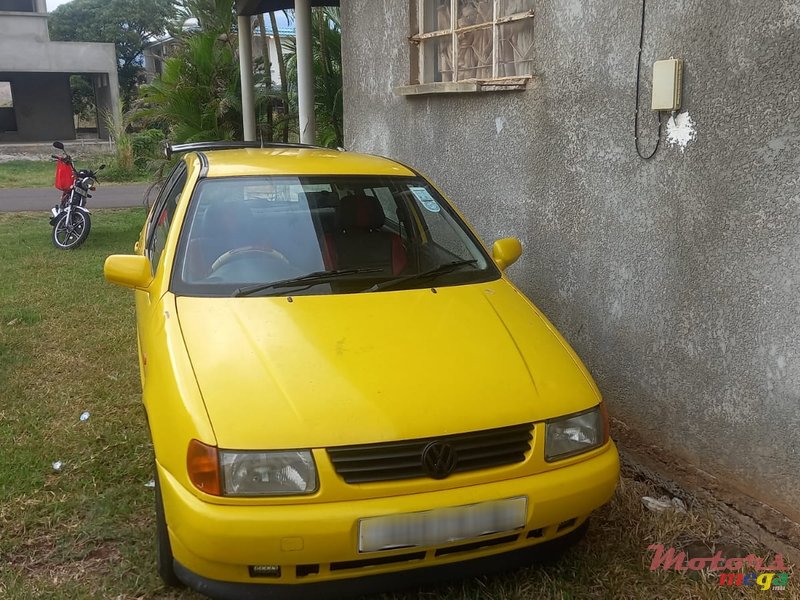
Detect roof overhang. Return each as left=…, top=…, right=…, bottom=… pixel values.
left=235, top=0, right=339, bottom=16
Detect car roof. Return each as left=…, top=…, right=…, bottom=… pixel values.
left=193, top=147, right=415, bottom=178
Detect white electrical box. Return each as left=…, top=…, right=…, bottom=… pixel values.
left=651, top=58, right=683, bottom=111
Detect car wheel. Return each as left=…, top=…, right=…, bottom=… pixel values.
left=155, top=475, right=183, bottom=588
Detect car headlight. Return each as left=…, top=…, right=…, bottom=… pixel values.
left=545, top=404, right=608, bottom=462
left=186, top=441, right=319, bottom=497
left=219, top=450, right=318, bottom=496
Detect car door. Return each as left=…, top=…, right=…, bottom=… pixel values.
left=134, top=162, right=188, bottom=389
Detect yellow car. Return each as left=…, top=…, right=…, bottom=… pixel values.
left=104, top=142, right=619, bottom=599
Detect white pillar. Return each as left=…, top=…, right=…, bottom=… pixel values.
left=295, top=0, right=316, bottom=144
left=238, top=14, right=257, bottom=141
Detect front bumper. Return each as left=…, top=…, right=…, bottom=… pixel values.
left=160, top=442, right=618, bottom=596
left=174, top=522, right=588, bottom=600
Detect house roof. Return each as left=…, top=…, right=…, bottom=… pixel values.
left=235, top=0, right=339, bottom=17
left=254, top=23, right=296, bottom=37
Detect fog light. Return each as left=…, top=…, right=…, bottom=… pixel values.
left=249, top=565, right=281, bottom=578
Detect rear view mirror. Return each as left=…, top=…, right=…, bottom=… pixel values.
left=104, top=255, right=153, bottom=290
left=492, top=238, right=522, bottom=271
left=53, top=141, right=64, bottom=150
left=98, top=164, right=106, bottom=170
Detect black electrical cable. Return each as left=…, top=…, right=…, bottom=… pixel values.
left=634, top=0, right=662, bottom=160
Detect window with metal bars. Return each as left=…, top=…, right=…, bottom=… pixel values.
left=411, top=0, right=535, bottom=85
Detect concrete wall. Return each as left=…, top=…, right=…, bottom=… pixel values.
left=0, top=11, right=49, bottom=43
left=0, top=11, right=121, bottom=140
left=0, top=107, right=16, bottom=132
left=0, top=37, right=120, bottom=75
left=252, top=35, right=285, bottom=86
left=341, top=0, right=800, bottom=519
left=0, top=72, right=75, bottom=141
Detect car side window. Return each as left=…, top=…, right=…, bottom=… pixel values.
left=146, top=162, right=186, bottom=246
left=148, top=170, right=188, bottom=274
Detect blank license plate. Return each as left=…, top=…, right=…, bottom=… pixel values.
left=358, top=496, right=527, bottom=553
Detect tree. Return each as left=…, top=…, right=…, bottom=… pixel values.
left=173, top=0, right=236, bottom=36
left=132, top=2, right=343, bottom=147
left=269, top=11, right=292, bottom=143
left=136, top=32, right=244, bottom=142
left=69, top=75, right=96, bottom=124
left=284, top=8, right=343, bottom=147
left=135, top=0, right=257, bottom=143
left=49, top=0, right=176, bottom=108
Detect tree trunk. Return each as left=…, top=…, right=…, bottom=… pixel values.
left=269, top=11, right=290, bottom=143
left=257, top=13, right=273, bottom=141
left=319, top=12, right=343, bottom=147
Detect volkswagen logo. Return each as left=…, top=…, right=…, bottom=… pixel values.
left=421, top=442, right=458, bottom=479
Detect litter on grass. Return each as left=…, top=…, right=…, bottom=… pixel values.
left=145, top=479, right=156, bottom=488
left=642, top=495, right=687, bottom=513
left=52, top=461, right=64, bottom=473
left=79, top=411, right=90, bottom=422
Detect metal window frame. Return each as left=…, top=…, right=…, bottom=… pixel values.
left=413, top=1, right=534, bottom=85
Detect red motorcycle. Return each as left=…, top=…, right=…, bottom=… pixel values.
left=50, top=141, right=104, bottom=249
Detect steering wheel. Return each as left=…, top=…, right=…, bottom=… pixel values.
left=210, top=246, right=289, bottom=272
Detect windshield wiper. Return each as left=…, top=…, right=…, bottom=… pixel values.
left=233, top=268, right=383, bottom=297
left=366, top=259, right=478, bottom=293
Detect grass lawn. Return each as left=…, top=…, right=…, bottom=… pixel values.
left=0, top=160, right=149, bottom=189
left=0, top=209, right=790, bottom=599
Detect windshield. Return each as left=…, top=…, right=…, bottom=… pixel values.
left=171, top=175, right=499, bottom=296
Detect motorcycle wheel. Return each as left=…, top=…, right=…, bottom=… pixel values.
left=52, top=211, right=91, bottom=250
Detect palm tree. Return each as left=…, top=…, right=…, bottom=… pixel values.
left=284, top=7, right=343, bottom=147
left=136, top=31, right=244, bottom=142
left=173, top=0, right=237, bottom=35
left=269, top=10, right=292, bottom=143
left=134, top=2, right=343, bottom=147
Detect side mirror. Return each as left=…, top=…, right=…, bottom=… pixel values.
left=104, top=255, right=153, bottom=289
left=492, top=237, right=522, bottom=271
left=98, top=164, right=106, bottom=170
left=53, top=141, right=64, bottom=150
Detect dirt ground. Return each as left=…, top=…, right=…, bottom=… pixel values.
left=612, top=417, right=800, bottom=566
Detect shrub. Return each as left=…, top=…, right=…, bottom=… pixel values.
left=132, top=128, right=166, bottom=168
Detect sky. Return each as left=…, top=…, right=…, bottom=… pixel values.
left=45, top=0, right=294, bottom=28
left=46, top=0, right=72, bottom=10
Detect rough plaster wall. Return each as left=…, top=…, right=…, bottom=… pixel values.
left=342, top=0, right=800, bottom=518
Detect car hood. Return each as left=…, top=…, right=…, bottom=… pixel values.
left=175, top=280, right=599, bottom=449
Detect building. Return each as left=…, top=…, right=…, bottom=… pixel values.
left=341, top=0, right=800, bottom=525
left=0, top=0, right=120, bottom=142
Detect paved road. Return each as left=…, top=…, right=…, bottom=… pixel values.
left=0, top=183, right=153, bottom=212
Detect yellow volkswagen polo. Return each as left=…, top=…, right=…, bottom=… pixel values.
left=104, top=142, right=619, bottom=599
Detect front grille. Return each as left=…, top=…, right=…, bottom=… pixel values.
left=330, top=551, right=426, bottom=571
left=434, top=533, right=519, bottom=557
left=327, top=423, right=533, bottom=483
